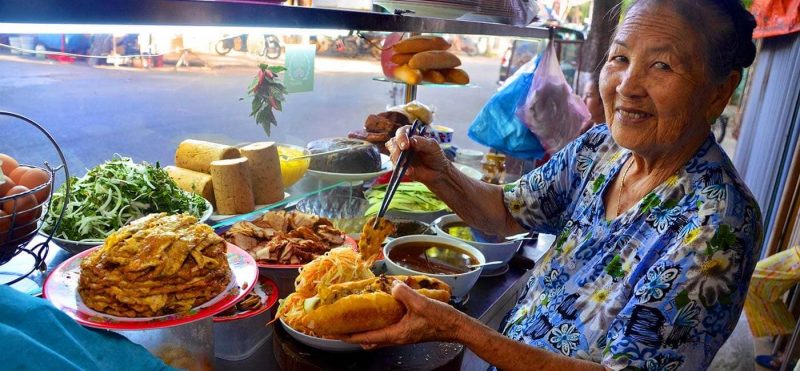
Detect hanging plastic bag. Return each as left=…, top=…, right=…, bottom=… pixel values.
left=467, top=56, right=545, bottom=160
left=516, top=40, right=589, bottom=155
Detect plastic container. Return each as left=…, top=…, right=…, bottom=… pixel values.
left=114, top=317, right=215, bottom=371
left=213, top=277, right=279, bottom=361
left=455, top=149, right=484, bottom=170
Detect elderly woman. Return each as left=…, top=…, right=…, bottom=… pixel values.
left=343, top=0, right=762, bottom=370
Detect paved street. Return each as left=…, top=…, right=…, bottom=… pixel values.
left=0, top=52, right=738, bottom=176
left=0, top=53, right=500, bottom=173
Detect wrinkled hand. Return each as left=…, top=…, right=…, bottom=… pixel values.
left=386, top=125, right=451, bottom=184
left=340, top=280, right=465, bottom=349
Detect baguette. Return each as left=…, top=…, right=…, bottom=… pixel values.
left=390, top=53, right=414, bottom=65
left=393, top=64, right=423, bottom=85
left=301, top=275, right=450, bottom=336
left=392, top=35, right=451, bottom=54
left=408, top=50, right=461, bottom=70
left=443, top=68, right=470, bottom=85
left=422, top=70, right=446, bottom=84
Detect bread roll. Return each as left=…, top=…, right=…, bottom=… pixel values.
left=393, top=64, right=422, bottom=85
left=390, top=53, right=414, bottom=65
left=392, top=35, right=450, bottom=54
left=175, top=140, right=240, bottom=173
left=408, top=51, right=461, bottom=70
left=239, top=142, right=284, bottom=205
left=443, top=68, right=470, bottom=85
left=210, top=158, right=255, bottom=214
left=165, top=166, right=215, bottom=205
left=422, top=70, right=446, bottom=84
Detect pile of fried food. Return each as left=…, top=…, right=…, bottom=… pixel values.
left=276, top=217, right=451, bottom=338
left=78, top=213, right=231, bottom=318
left=390, top=35, right=470, bottom=85
left=348, top=101, right=434, bottom=152
left=222, top=210, right=346, bottom=265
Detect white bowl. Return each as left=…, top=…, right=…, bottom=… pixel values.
left=432, top=214, right=520, bottom=275
left=383, top=235, right=484, bottom=299
left=280, top=319, right=362, bottom=352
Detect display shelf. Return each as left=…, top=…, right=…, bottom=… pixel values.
left=0, top=0, right=549, bottom=38
left=372, top=76, right=476, bottom=88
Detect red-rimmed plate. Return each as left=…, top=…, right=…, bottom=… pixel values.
left=255, top=235, right=360, bottom=269
left=213, top=276, right=278, bottom=322
left=42, top=242, right=259, bottom=330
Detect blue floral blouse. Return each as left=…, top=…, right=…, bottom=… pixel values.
left=501, top=125, right=763, bottom=370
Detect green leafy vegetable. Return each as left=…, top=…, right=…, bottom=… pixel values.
left=365, top=182, right=449, bottom=216
left=41, top=156, right=208, bottom=241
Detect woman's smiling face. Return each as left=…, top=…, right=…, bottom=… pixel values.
left=600, top=3, right=718, bottom=156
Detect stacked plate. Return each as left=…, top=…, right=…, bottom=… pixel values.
left=374, top=0, right=478, bottom=19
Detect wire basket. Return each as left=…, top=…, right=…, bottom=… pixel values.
left=0, top=111, right=70, bottom=285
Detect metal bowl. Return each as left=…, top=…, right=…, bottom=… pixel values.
left=44, top=200, right=213, bottom=255
left=295, top=194, right=369, bottom=235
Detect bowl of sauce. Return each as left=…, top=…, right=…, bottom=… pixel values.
left=383, top=235, right=485, bottom=299
left=432, top=214, right=521, bottom=276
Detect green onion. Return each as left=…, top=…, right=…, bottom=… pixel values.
left=41, top=156, right=207, bottom=241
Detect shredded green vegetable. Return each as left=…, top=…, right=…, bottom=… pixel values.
left=42, top=156, right=208, bottom=241
left=365, top=182, right=449, bottom=216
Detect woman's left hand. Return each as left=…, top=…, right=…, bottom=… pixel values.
left=340, top=280, right=466, bottom=349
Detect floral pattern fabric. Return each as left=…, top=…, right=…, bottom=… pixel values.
left=501, top=125, right=763, bottom=370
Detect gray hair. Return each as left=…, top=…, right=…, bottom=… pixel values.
left=628, top=0, right=757, bottom=83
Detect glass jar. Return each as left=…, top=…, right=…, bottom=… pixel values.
left=481, top=153, right=506, bottom=184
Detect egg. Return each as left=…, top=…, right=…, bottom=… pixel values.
left=2, top=186, right=39, bottom=229
left=18, top=168, right=51, bottom=203
left=0, top=176, right=16, bottom=196
left=0, top=154, right=18, bottom=177
left=8, top=166, right=30, bottom=184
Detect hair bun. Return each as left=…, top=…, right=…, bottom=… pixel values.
left=725, top=0, right=757, bottom=69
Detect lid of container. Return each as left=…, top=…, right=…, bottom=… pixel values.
left=457, top=149, right=484, bottom=161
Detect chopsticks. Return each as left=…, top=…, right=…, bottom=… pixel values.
left=373, top=120, right=424, bottom=228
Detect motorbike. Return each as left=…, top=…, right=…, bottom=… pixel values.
left=215, top=34, right=281, bottom=59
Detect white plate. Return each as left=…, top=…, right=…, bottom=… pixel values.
left=208, top=192, right=290, bottom=222
left=453, top=163, right=482, bottom=180
left=306, top=154, right=392, bottom=183
left=280, top=318, right=363, bottom=352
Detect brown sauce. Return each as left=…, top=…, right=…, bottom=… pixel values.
left=389, top=241, right=478, bottom=275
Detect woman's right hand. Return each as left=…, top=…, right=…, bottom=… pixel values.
left=386, top=125, right=451, bottom=184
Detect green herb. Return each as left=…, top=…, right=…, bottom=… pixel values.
left=245, top=63, right=288, bottom=136
left=41, top=156, right=208, bottom=241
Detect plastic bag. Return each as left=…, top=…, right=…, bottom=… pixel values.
left=516, top=40, right=589, bottom=154
left=468, top=56, right=545, bottom=160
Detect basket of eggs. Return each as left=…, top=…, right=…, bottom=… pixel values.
left=0, top=111, right=69, bottom=283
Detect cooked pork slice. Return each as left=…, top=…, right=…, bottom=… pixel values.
left=316, top=225, right=345, bottom=246
left=224, top=233, right=259, bottom=252
left=289, top=211, right=319, bottom=230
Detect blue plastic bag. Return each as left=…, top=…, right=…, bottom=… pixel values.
left=468, top=56, right=545, bottom=160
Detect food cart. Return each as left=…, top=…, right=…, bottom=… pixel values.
left=0, top=1, right=554, bottom=369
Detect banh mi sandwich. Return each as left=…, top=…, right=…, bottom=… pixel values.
left=288, top=275, right=450, bottom=336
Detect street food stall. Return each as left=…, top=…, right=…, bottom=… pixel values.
left=0, top=1, right=555, bottom=370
